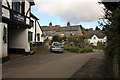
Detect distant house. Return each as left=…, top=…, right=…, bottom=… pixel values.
left=83, top=30, right=107, bottom=46
left=57, top=22, right=83, bottom=37
left=42, top=22, right=83, bottom=39
left=28, top=13, right=43, bottom=44
left=42, top=23, right=60, bottom=39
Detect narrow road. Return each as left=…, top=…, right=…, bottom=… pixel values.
left=3, top=50, right=104, bottom=78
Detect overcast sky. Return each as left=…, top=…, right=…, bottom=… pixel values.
left=32, top=0, right=105, bottom=29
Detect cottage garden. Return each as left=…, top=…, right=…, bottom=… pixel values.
left=50, top=35, right=104, bottom=53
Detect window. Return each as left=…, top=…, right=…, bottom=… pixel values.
left=37, top=33, right=40, bottom=41
left=28, top=31, right=33, bottom=42
left=30, top=20, right=34, bottom=27
left=30, top=32, right=33, bottom=41
left=13, top=2, right=24, bottom=13
left=94, top=37, right=96, bottom=40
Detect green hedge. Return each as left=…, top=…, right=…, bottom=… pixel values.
left=65, top=46, right=93, bottom=53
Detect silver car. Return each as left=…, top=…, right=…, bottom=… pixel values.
left=50, top=42, right=64, bottom=53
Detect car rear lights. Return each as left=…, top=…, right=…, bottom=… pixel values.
left=61, top=47, right=64, bottom=48
left=51, top=46, right=55, bottom=48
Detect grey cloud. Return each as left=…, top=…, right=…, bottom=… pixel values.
left=34, top=0, right=105, bottom=24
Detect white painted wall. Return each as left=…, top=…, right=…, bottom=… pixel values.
left=0, top=23, right=3, bottom=58
left=9, top=28, right=30, bottom=52
left=0, top=23, right=8, bottom=58
left=29, top=17, right=43, bottom=43
left=87, top=35, right=107, bottom=46
left=36, top=21, right=43, bottom=42
left=1, top=0, right=33, bottom=55
left=2, top=7, right=10, bottom=18
left=25, top=0, right=30, bottom=25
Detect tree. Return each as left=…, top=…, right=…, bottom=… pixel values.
left=52, top=35, right=62, bottom=42
left=67, top=36, right=87, bottom=47
left=61, top=36, right=67, bottom=41
left=102, top=27, right=105, bottom=31
left=101, top=2, right=120, bottom=78
left=101, top=2, right=120, bottom=56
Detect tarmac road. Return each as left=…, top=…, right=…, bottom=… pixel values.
left=2, top=50, right=104, bottom=78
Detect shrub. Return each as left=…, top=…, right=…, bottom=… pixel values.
left=81, top=46, right=93, bottom=53
left=52, top=35, right=62, bottom=42
left=65, top=46, right=93, bottom=53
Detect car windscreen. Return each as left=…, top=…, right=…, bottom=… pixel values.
left=53, top=43, right=62, bottom=46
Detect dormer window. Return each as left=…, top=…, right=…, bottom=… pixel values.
left=94, top=37, right=96, bottom=40
left=13, top=2, right=24, bottom=13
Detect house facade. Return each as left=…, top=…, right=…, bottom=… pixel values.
left=84, top=30, right=107, bottom=46
left=42, top=22, right=60, bottom=40
left=57, top=22, right=83, bottom=37
left=0, top=0, right=35, bottom=62
left=42, top=22, right=83, bottom=39
left=28, top=13, right=43, bottom=44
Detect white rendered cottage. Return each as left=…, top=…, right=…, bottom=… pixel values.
left=84, top=30, right=107, bottom=46
left=28, top=13, right=43, bottom=44
left=0, top=0, right=35, bottom=62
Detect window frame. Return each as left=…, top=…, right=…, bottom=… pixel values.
left=12, top=2, right=25, bottom=14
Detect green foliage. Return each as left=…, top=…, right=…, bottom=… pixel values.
left=3, top=26, right=7, bottom=43
left=61, top=36, right=67, bottom=41
left=67, top=36, right=87, bottom=47
left=52, top=35, right=62, bottom=42
left=104, top=9, right=120, bottom=57
left=44, top=37, right=49, bottom=42
left=97, top=41, right=106, bottom=50
left=41, top=34, right=44, bottom=37
left=65, top=46, right=93, bottom=53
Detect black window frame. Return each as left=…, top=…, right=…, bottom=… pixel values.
left=37, top=33, right=40, bottom=41
left=28, top=31, right=33, bottom=42
left=12, top=1, right=25, bottom=14
left=30, top=32, right=33, bottom=41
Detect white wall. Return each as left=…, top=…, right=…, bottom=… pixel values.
left=29, top=17, right=43, bottom=43
left=2, top=0, right=32, bottom=53
left=29, top=17, right=35, bottom=43
left=2, top=0, right=13, bottom=18
left=0, top=23, right=3, bottom=58
left=25, top=0, right=30, bottom=25
left=9, top=28, right=30, bottom=52
left=88, top=35, right=107, bottom=46
left=2, top=7, right=10, bottom=18
left=36, top=21, right=43, bottom=42
left=0, top=23, right=8, bottom=58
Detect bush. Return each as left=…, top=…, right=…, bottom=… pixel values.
left=97, top=42, right=105, bottom=50
left=52, top=35, right=62, bottom=42
left=80, top=46, right=93, bottom=53
left=65, top=46, right=93, bottom=53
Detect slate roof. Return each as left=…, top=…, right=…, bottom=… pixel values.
left=42, top=26, right=59, bottom=31
left=83, top=30, right=105, bottom=38
left=42, top=25, right=81, bottom=31
left=30, top=13, right=39, bottom=20
left=58, top=26, right=79, bottom=31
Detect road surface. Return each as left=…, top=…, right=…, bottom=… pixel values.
left=3, top=50, right=104, bottom=78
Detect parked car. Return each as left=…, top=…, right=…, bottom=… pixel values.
left=49, top=42, right=64, bottom=53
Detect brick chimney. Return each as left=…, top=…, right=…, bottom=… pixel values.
left=49, top=22, right=52, bottom=27
left=67, top=21, right=70, bottom=27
